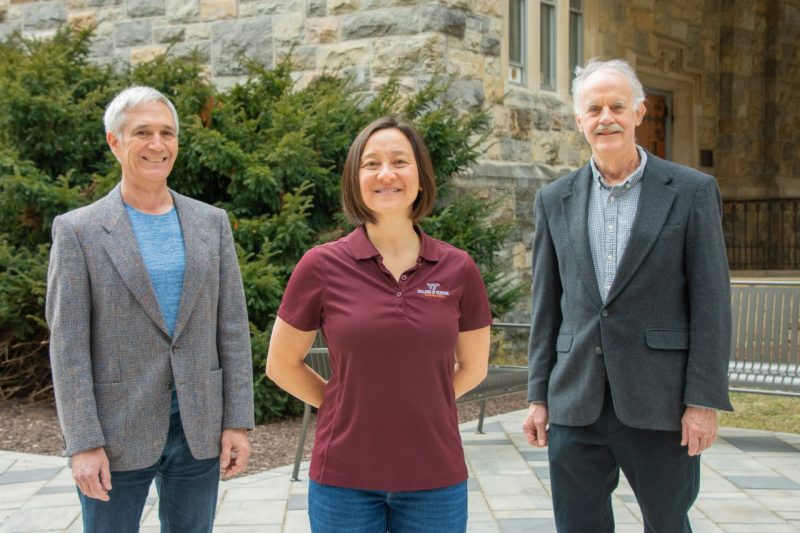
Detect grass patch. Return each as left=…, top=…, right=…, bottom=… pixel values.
left=719, top=392, right=800, bottom=434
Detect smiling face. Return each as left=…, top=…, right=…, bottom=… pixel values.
left=107, top=101, right=178, bottom=188
left=575, top=68, right=645, bottom=162
left=358, top=127, right=420, bottom=222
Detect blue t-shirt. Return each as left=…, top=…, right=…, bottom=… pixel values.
left=126, top=204, right=185, bottom=414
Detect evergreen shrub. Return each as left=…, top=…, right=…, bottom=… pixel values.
left=0, top=27, right=524, bottom=421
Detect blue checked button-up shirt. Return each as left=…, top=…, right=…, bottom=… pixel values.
left=588, top=146, right=648, bottom=302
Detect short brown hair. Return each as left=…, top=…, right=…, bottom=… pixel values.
left=341, top=116, right=436, bottom=226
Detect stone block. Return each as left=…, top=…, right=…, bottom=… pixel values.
left=169, top=41, right=211, bottom=62
left=475, top=0, right=500, bottom=17
left=420, top=4, right=465, bottom=38
left=211, top=17, right=272, bottom=76
left=67, top=10, right=97, bottom=30
left=274, top=12, right=304, bottom=46
left=371, top=33, right=446, bottom=76
left=340, top=7, right=417, bottom=40
left=166, top=0, right=199, bottom=23
left=445, top=78, right=484, bottom=108
left=361, top=0, right=427, bottom=7
left=307, top=0, right=326, bottom=16
left=131, top=44, right=167, bottom=64
left=448, top=48, right=484, bottom=79
left=306, top=16, right=339, bottom=44
left=480, top=35, right=499, bottom=56
left=201, top=0, right=236, bottom=20
left=88, top=34, right=115, bottom=57
left=465, top=13, right=489, bottom=33
left=86, top=0, right=124, bottom=6
left=339, top=65, right=370, bottom=91
left=127, top=0, right=165, bottom=18
left=499, top=137, right=532, bottom=162
left=328, top=0, right=359, bottom=15
left=317, top=41, right=370, bottom=69
left=154, top=24, right=185, bottom=43
left=275, top=45, right=316, bottom=70
left=185, top=22, right=211, bottom=40
left=21, top=2, right=66, bottom=30
left=239, top=0, right=301, bottom=17
left=115, top=19, right=152, bottom=47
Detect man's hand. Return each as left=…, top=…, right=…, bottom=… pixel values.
left=522, top=403, right=549, bottom=447
left=220, top=428, right=250, bottom=478
left=72, top=447, right=112, bottom=501
left=681, top=406, right=718, bottom=456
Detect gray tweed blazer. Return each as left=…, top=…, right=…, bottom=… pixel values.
left=528, top=153, right=733, bottom=431
left=46, top=184, right=254, bottom=471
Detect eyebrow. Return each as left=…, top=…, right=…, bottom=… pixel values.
left=130, top=123, right=176, bottom=132
left=361, top=150, right=412, bottom=159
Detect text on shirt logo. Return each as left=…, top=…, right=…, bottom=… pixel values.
left=417, top=282, right=450, bottom=298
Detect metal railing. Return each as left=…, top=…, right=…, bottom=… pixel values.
left=723, top=198, right=800, bottom=270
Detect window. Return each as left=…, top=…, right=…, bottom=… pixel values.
left=569, top=0, right=583, bottom=80
left=509, top=0, right=526, bottom=84
left=540, top=0, right=556, bottom=90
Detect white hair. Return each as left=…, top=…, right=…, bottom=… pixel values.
left=103, top=85, right=179, bottom=137
left=571, top=58, right=645, bottom=115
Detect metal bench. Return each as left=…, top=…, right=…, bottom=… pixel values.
left=728, top=280, right=800, bottom=396
left=290, top=327, right=529, bottom=481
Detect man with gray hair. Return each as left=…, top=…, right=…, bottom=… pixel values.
left=523, top=59, right=732, bottom=531
left=47, top=85, right=254, bottom=532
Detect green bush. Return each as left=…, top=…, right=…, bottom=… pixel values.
left=0, top=27, right=524, bottom=421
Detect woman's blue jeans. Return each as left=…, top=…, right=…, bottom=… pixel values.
left=308, top=479, right=468, bottom=533
left=77, top=411, right=220, bottom=533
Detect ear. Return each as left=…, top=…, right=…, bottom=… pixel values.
left=575, top=114, right=583, bottom=133
left=106, top=131, right=121, bottom=159
left=634, top=101, right=646, bottom=127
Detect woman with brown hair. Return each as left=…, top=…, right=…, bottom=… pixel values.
left=267, top=116, right=491, bottom=532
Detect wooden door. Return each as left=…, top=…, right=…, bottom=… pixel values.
left=637, top=91, right=669, bottom=159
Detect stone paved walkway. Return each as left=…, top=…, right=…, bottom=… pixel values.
left=2, top=409, right=799, bottom=532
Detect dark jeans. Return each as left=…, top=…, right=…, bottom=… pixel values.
left=548, top=385, right=700, bottom=533
left=78, top=412, right=220, bottom=533
left=308, top=479, right=468, bottom=533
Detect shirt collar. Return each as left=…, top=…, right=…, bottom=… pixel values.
left=346, top=225, right=441, bottom=263
left=590, top=145, right=647, bottom=189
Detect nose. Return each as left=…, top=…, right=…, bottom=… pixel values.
left=376, top=163, right=395, bottom=180
left=148, top=133, right=166, bottom=149
left=598, top=106, right=614, bottom=124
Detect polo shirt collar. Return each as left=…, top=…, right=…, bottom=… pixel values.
left=346, top=225, right=441, bottom=263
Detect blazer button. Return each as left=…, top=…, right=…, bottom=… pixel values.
left=171, top=346, right=176, bottom=354
left=595, top=346, right=604, bottom=355
left=601, top=309, right=609, bottom=317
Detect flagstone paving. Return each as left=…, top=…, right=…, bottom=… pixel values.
left=1, top=409, right=799, bottom=532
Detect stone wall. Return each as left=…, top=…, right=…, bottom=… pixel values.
left=1, top=0, right=798, bottom=318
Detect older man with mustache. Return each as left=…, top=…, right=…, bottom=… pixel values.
left=523, top=59, right=732, bottom=532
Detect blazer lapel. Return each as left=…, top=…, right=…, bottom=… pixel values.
left=171, top=191, right=213, bottom=343
left=561, top=166, right=603, bottom=309
left=101, top=185, right=170, bottom=336
left=605, top=157, right=677, bottom=304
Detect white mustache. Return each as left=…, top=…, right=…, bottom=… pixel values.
left=594, top=124, right=624, bottom=134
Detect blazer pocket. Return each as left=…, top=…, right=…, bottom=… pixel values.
left=556, top=334, right=574, bottom=352
left=645, top=329, right=689, bottom=350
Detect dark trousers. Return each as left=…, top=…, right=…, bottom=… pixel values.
left=547, top=385, right=700, bottom=533
left=78, top=412, right=220, bottom=533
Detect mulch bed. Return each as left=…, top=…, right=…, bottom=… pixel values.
left=0, top=393, right=529, bottom=474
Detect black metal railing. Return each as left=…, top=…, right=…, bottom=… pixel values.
left=723, top=198, right=800, bottom=270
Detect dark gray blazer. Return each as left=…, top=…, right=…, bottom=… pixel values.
left=528, top=153, right=733, bottom=431
left=46, top=185, right=254, bottom=471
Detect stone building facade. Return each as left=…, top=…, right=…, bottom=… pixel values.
left=1, top=0, right=798, bottom=318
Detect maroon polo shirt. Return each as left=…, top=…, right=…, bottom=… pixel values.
left=278, top=226, right=492, bottom=491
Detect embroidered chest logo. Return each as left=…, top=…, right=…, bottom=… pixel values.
left=417, top=282, right=450, bottom=298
